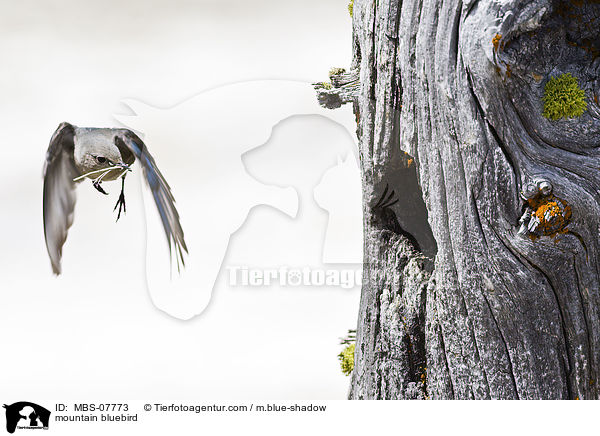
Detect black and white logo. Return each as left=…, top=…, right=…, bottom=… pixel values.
left=3, top=402, right=50, bottom=433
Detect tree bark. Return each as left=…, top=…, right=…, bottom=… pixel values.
left=345, top=0, right=600, bottom=399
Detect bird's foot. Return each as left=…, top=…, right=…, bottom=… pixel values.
left=113, top=191, right=126, bottom=221
left=373, top=183, right=399, bottom=210
left=93, top=180, right=108, bottom=195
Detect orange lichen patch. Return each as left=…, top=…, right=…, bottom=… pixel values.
left=531, top=72, right=543, bottom=82
left=527, top=194, right=572, bottom=239
left=401, top=151, right=415, bottom=168
left=506, top=64, right=512, bottom=78
left=492, top=33, right=502, bottom=51
left=419, top=366, right=427, bottom=387
left=535, top=200, right=561, bottom=220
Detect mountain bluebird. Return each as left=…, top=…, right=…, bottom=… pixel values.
left=43, top=122, right=187, bottom=274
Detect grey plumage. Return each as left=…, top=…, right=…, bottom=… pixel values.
left=43, top=122, right=187, bottom=275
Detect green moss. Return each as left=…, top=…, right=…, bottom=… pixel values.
left=542, top=73, right=587, bottom=120
left=348, top=0, right=354, bottom=17
left=338, top=343, right=355, bottom=376
left=321, top=82, right=332, bottom=90
left=329, top=67, right=346, bottom=78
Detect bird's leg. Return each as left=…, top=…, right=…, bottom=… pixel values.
left=113, top=175, right=127, bottom=221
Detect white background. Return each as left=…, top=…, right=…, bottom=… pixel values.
left=0, top=0, right=361, bottom=401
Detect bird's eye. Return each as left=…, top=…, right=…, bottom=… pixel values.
left=96, top=156, right=107, bottom=164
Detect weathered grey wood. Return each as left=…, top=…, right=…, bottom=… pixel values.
left=343, top=0, right=600, bottom=399
left=314, top=69, right=360, bottom=109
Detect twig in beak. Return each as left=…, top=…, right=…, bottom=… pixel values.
left=73, top=166, right=121, bottom=182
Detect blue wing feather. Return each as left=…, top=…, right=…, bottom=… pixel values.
left=118, top=132, right=188, bottom=270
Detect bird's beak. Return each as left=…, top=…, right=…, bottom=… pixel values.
left=116, top=162, right=132, bottom=172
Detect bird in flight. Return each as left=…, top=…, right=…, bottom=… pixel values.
left=43, top=122, right=187, bottom=275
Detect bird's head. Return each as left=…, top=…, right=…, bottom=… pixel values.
left=83, top=141, right=126, bottom=171
left=74, top=133, right=131, bottom=181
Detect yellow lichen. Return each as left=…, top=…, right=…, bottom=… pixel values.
left=543, top=73, right=587, bottom=120
left=329, top=67, right=346, bottom=78
left=338, top=343, right=355, bottom=376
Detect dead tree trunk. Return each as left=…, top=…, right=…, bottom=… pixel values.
left=330, top=0, right=600, bottom=399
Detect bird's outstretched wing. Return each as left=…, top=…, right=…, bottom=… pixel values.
left=117, top=131, right=188, bottom=270
left=43, top=122, right=80, bottom=275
